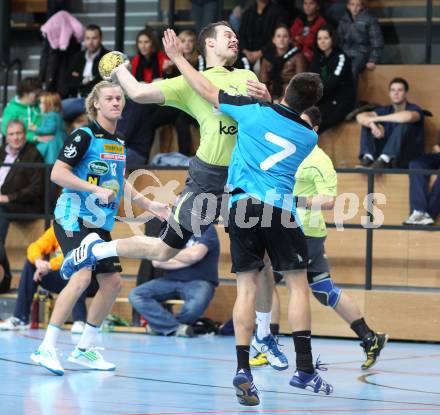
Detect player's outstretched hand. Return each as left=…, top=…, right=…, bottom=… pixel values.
left=162, top=28, right=183, bottom=62
left=95, top=187, right=117, bottom=204
left=148, top=201, right=171, bottom=222
left=247, top=80, right=271, bottom=102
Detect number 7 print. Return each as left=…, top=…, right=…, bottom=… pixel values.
left=259, top=132, right=297, bottom=171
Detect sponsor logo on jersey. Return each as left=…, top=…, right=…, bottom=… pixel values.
left=101, top=179, right=120, bottom=195
left=64, top=144, right=77, bottom=158
left=219, top=121, right=237, bottom=135
left=87, top=174, right=100, bottom=186
left=88, top=160, right=109, bottom=175
left=100, top=153, right=125, bottom=161
left=104, top=143, right=124, bottom=154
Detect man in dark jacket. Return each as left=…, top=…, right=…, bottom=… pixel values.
left=0, top=120, right=44, bottom=252
left=63, top=24, right=109, bottom=120
left=67, top=24, right=108, bottom=97
left=239, top=0, right=287, bottom=68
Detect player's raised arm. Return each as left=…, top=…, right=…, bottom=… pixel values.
left=163, top=29, right=220, bottom=108
left=112, top=62, right=165, bottom=105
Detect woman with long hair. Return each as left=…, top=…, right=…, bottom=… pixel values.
left=310, top=24, right=355, bottom=133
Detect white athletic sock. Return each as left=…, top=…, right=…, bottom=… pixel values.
left=379, top=154, right=390, bottom=163
left=91, top=240, right=118, bottom=260
left=364, top=153, right=374, bottom=161
left=41, top=323, right=60, bottom=348
left=256, top=311, right=272, bottom=339
left=77, top=323, right=100, bottom=350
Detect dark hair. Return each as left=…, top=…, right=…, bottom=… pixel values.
left=273, top=23, right=291, bottom=37
left=389, top=77, right=409, bottom=92
left=17, top=77, right=42, bottom=97
left=6, top=119, right=26, bottom=133
left=86, top=24, right=102, bottom=38
left=135, top=29, right=159, bottom=55
left=284, top=73, right=323, bottom=113
left=302, top=106, right=321, bottom=128
left=197, top=21, right=234, bottom=57
left=314, top=24, right=339, bottom=52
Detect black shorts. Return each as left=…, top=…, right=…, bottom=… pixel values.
left=160, top=156, right=229, bottom=249
left=273, top=236, right=330, bottom=284
left=54, top=221, right=122, bottom=276
left=228, top=197, right=308, bottom=274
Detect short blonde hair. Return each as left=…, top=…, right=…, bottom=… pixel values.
left=85, top=81, right=125, bottom=120
left=39, top=91, right=62, bottom=113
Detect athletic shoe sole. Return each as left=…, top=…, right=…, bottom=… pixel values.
left=233, top=374, right=260, bottom=406
left=67, top=356, right=116, bottom=371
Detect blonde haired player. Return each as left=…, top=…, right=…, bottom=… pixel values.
left=31, top=81, right=169, bottom=375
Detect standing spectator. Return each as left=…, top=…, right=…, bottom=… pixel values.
left=1, top=77, right=42, bottom=143
left=30, top=92, right=67, bottom=164
left=404, top=139, right=440, bottom=226
left=239, top=0, right=286, bottom=70
left=0, top=121, right=44, bottom=266
left=129, top=224, right=219, bottom=337
left=290, top=0, right=326, bottom=63
left=260, top=24, right=307, bottom=102
left=117, top=29, right=173, bottom=164
left=0, top=224, right=99, bottom=333
left=356, top=77, right=425, bottom=169
left=39, top=10, right=84, bottom=97
left=63, top=24, right=109, bottom=121
left=190, top=0, right=219, bottom=35
left=310, top=25, right=355, bottom=133
left=337, top=0, right=383, bottom=86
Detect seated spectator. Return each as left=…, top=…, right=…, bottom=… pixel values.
left=117, top=28, right=173, bottom=164
left=63, top=24, right=109, bottom=121
left=0, top=121, right=44, bottom=270
left=1, top=77, right=42, bottom=143
left=337, top=0, right=383, bottom=86
left=310, top=25, right=355, bottom=134
left=403, top=134, right=440, bottom=226
left=322, top=0, right=347, bottom=27
left=239, top=0, right=286, bottom=71
left=356, top=77, right=425, bottom=169
left=0, top=224, right=98, bottom=333
left=260, top=24, right=307, bottom=102
left=129, top=224, right=219, bottom=337
left=0, top=245, right=11, bottom=294
left=229, top=4, right=243, bottom=33
left=290, top=0, right=326, bottom=63
left=30, top=92, right=67, bottom=164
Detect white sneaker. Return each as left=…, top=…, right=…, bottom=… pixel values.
left=30, top=344, right=64, bottom=376
left=251, top=334, right=289, bottom=371
left=0, top=316, right=30, bottom=331
left=68, top=347, right=116, bottom=371
left=403, top=210, right=434, bottom=225
left=71, top=321, right=85, bottom=334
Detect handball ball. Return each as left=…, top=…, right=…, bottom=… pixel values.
left=98, top=51, right=129, bottom=79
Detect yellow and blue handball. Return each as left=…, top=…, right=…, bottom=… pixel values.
left=98, top=51, right=129, bottom=79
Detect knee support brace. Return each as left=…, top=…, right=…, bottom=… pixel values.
left=308, top=272, right=341, bottom=308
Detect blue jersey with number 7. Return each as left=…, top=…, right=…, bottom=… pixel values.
left=218, top=91, right=317, bottom=214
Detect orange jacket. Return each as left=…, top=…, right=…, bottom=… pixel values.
left=26, top=225, right=63, bottom=271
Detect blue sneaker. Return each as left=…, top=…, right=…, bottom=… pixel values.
left=252, top=334, right=288, bottom=370
left=290, top=359, right=333, bottom=395
left=60, top=233, right=103, bottom=280
left=233, top=369, right=260, bottom=406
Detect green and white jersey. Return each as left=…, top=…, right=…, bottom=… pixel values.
left=293, top=146, right=337, bottom=238
left=155, top=67, right=258, bottom=167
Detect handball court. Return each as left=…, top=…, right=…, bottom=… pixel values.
left=0, top=329, right=439, bottom=415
